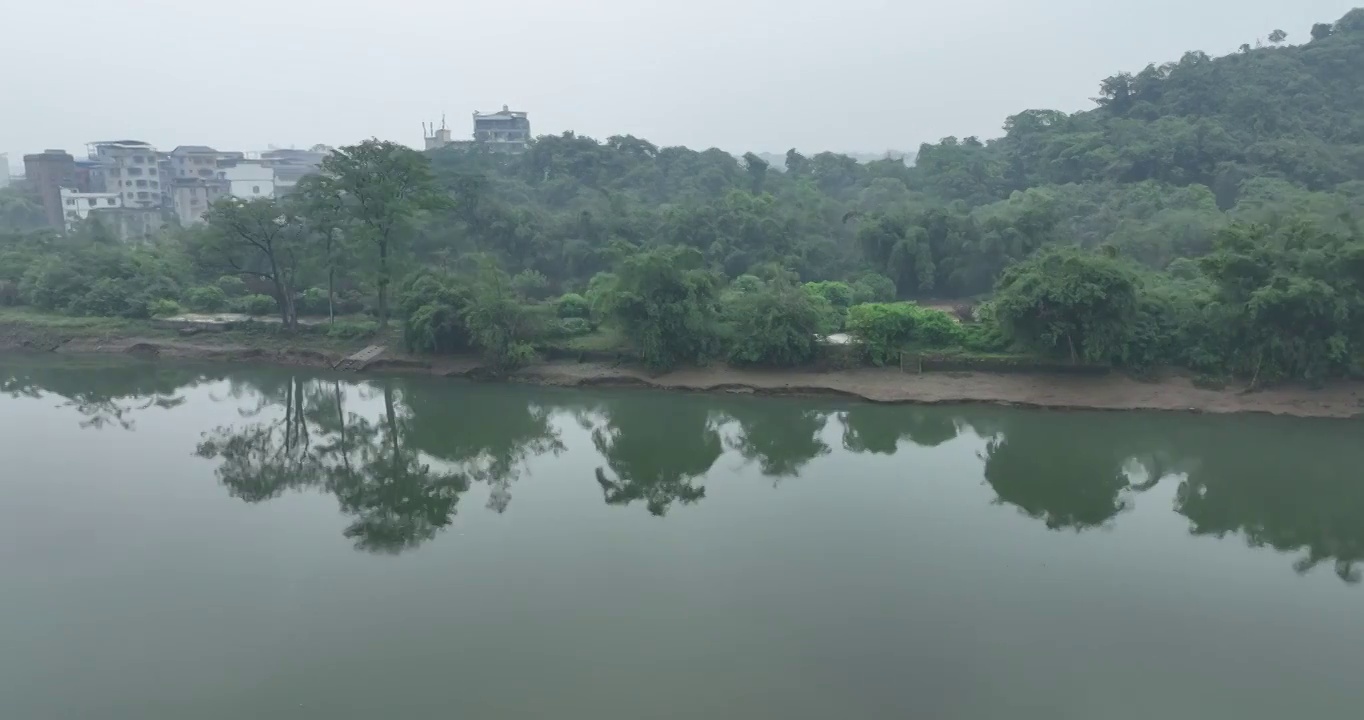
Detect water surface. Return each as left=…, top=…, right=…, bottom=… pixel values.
left=1, top=358, right=1361, bottom=719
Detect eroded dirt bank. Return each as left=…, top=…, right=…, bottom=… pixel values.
left=3, top=328, right=1363, bottom=419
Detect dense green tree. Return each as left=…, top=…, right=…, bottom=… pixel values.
left=726, top=274, right=829, bottom=367
left=992, top=247, right=1138, bottom=363
left=322, top=139, right=445, bottom=327
left=601, top=245, right=723, bottom=370
left=462, top=257, right=540, bottom=370
left=1198, top=221, right=1363, bottom=383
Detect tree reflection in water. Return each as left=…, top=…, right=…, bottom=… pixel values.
left=723, top=400, right=832, bottom=480
left=840, top=404, right=962, bottom=454
left=191, top=374, right=570, bottom=552
left=1, top=359, right=202, bottom=430
left=588, top=394, right=723, bottom=516
left=8, top=359, right=1364, bottom=582
left=194, top=377, right=471, bottom=553
left=1166, top=417, right=1364, bottom=584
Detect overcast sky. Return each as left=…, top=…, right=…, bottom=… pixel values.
left=2, top=0, right=1356, bottom=172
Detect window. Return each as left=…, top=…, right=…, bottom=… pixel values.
left=136, top=179, right=147, bottom=188
left=109, top=168, right=121, bottom=177
left=107, top=199, right=117, bottom=206
left=65, top=198, right=75, bottom=206
left=253, top=186, right=260, bottom=194
left=180, top=170, right=186, bottom=176
left=148, top=169, right=157, bottom=176
left=137, top=192, right=149, bottom=199
left=150, top=181, right=158, bottom=188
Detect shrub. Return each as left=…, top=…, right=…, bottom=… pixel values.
left=19, top=258, right=84, bottom=311
left=397, top=270, right=473, bottom=354
left=184, top=285, right=229, bottom=313
left=298, top=287, right=329, bottom=316
left=216, top=275, right=249, bottom=298
left=960, top=321, right=1009, bottom=352
left=556, top=317, right=593, bottom=336
left=327, top=319, right=378, bottom=340
left=851, top=273, right=896, bottom=304
left=804, top=281, right=854, bottom=310
left=846, top=303, right=917, bottom=365
left=728, top=281, right=825, bottom=367
left=148, top=299, right=182, bottom=318
left=512, top=269, right=551, bottom=300
left=584, top=272, right=619, bottom=317
left=555, top=293, right=592, bottom=319
left=844, top=303, right=962, bottom=363
left=71, top=278, right=135, bottom=317
left=912, top=308, right=964, bottom=347
left=234, top=294, right=276, bottom=316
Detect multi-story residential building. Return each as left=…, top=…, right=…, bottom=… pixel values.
left=22, top=149, right=79, bottom=229
left=166, top=146, right=231, bottom=225
left=59, top=187, right=122, bottom=227
left=425, top=106, right=531, bottom=153
left=217, top=158, right=276, bottom=199
left=88, top=140, right=163, bottom=210
left=56, top=186, right=161, bottom=240
left=0, top=153, right=10, bottom=189
left=169, top=179, right=230, bottom=226
left=473, top=105, right=531, bottom=151
left=169, top=145, right=226, bottom=181
left=260, top=146, right=328, bottom=195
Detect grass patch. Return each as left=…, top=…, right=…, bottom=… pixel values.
left=898, top=344, right=1110, bottom=374
left=0, top=307, right=396, bottom=354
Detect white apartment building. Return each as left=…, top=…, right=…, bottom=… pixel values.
left=59, top=187, right=122, bottom=228
left=218, top=159, right=276, bottom=199
left=167, top=146, right=232, bottom=225
left=0, top=153, right=10, bottom=188
left=88, top=140, right=163, bottom=209
left=170, top=181, right=230, bottom=226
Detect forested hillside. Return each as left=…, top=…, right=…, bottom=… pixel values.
left=2, top=9, right=1362, bottom=383
left=413, top=9, right=1364, bottom=297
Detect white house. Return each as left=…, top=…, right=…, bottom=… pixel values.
left=59, top=187, right=122, bottom=229
left=218, top=159, right=276, bottom=200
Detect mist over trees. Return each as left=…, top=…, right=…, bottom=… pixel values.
left=3, top=9, right=1363, bottom=382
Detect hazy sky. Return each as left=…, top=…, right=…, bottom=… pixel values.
left=2, top=0, right=1356, bottom=172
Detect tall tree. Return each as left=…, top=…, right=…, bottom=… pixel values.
left=201, top=197, right=305, bottom=328
left=322, top=140, right=444, bottom=327
left=290, top=174, right=350, bottom=324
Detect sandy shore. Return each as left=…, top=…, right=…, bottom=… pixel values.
left=4, top=330, right=1363, bottom=419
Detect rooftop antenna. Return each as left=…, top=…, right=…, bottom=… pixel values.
left=441, top=114, right=447, bottom=130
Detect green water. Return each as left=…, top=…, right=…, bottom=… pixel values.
left=1, top=358, right=1362, bottom=719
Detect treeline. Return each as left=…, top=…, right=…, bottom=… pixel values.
left=2, top=8, right=1363, bottom=383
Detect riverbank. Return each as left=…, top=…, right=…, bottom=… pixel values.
left=2, top=313, right=1361, bottom=419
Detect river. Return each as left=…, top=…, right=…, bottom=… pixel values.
left=1, top=357, right=1361, bottom=719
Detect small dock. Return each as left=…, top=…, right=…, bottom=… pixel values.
left=335, top=344, right=386, bottom=371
